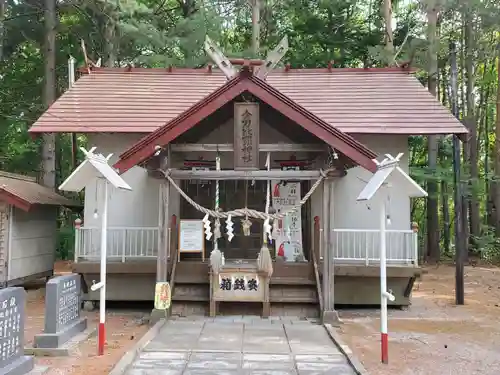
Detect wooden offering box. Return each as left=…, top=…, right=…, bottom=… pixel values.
left=210, top=261, right=270, bottom=317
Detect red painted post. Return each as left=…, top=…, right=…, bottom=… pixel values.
left=381, top=333, right=389, bottom=364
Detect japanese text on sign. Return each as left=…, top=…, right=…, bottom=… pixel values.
left=234, top=103, right=259, bottom=170
left=219, top=275, right=260, bottom=292
left=56, top=278, right=80, bottom=329
left=272, top=179, right=305, bottom=262
left=0, top=288, right=24, bottom=368
left=44, top=275, right=82, bottom=335
left=241, top=110, right=253, bottom=163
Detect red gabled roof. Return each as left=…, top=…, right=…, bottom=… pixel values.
left=0, top=171, right=81, bottom=212
left=28, top=66, right=468, bottom=136
left=113, top=67, right=379, bottom=174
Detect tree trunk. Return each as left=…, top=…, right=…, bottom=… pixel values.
left=482, top=62, right=495, bottom=227
left=440, top=68, right=451, bottom=255
left=454, top=19, right=469, bottom=258
left=0, top=0, right=5, bottom=61
left=494, top=44, right=500, bottom=235
left=382, top=0, right=393, bottom=64
left=104, top=2, right=117, bottom=67
left=41, top=0, right=57, bottom=190
left=251, top=0, right=261, bottom=57
left=464, top=13, right=479, bottom=243
left=426, top=0, right=440, bottom=263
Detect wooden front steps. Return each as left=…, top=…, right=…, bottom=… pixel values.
left=169, top=261, right=320, bottom=318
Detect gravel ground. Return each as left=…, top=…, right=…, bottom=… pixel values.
left=339, top=264, right=500, bottom=375
left=22, top=262, right=151, bottom=375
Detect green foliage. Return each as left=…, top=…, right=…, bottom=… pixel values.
left=56, top=225, right=75, bottom=261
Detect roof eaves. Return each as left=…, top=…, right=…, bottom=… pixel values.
left=114, top=75, right=245, bottom=173
left=248, top=76, right=377, bottom=160
left=246, top=76, right=378, bottom=172
left=114, top=70, right=379, bottom=174
left=0, top=188, right=32, bottom=211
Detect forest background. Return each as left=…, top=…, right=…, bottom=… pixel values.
left=0, top=0, right=498, bottom=262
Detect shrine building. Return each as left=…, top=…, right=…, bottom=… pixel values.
left=28, top=39, right=467, bottom=319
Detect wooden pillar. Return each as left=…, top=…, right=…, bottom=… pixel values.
left=327, top=179, right=335, bottom=311
left=322, top=177, right=340, bottom=325
left=156, top=182, right=165, bottom=282
left=157, top=179, right=170, bottom=282
left=151, top=150, right=171, bottom=322
left=321, top=179, right=330, bottom=311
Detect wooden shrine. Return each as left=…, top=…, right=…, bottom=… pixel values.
left=27, top=17, right=467, bottom=319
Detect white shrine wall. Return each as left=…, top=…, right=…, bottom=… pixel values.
left=83, top=126, right=411, bottom=254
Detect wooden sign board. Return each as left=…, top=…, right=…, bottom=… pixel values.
left=234, top=103, right=259, bottom=170
left=212, top=273, right=265, bottom=302
left=178, top=219, right=205, bottom=261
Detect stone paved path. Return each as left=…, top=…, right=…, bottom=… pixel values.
left=125, top=317, right=356, bottom=375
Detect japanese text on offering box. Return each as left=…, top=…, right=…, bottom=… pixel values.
left=0, top=288, right=24, bottom=369
left=219, top=275, right=260, bottom=292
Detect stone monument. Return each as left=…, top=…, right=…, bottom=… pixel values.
left=0, top=287, right=34, bottom=375
left=34, top=274, right=87, bottom=349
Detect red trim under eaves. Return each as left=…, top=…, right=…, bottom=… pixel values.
left=114, top=73, right=378, bottom=174
left=0, top=189, right=32, bottom=212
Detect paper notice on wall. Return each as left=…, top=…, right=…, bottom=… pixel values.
left=271, top=180, right=305, bottom=262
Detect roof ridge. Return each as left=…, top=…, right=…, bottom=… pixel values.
left=78, top=66, right=415, bottom=75
left=0, top=171, right=37, bottom=183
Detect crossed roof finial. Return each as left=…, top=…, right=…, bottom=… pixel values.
left=204, top=35, right=289, bottom=80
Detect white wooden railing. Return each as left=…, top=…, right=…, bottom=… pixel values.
left=74, top=227, right=159, bottom=262
left=332, top=229, right=418, bottom=266
left=74, top=226, right=417, bottom=266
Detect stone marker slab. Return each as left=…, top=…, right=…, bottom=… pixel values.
left=34, top=274, right=87, bottom=349
left=25, top=326, right=97, bottom=357
left=0, top=287, right=34, bottom=375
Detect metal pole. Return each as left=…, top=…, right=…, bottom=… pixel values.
left=98, top=179, right=108, bottom=355
left=380, top=196, right=388, bottom=364
left=450, top=41, right=464, bottom=305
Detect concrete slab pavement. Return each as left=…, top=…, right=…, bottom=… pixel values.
left=123, top=316, right=357, bottom=375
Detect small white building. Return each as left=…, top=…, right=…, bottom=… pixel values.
left=0, top=171, right=80, bottom=287
left=28, top=58, right=467, bottom=318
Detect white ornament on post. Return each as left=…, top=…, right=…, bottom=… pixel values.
left=58, top=147, right=132, bottom=356
left=357, top=153, right=427, bottom=365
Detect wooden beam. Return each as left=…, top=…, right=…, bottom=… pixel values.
left=167, top=169, right=338, bottom=180
left=170, top=143, right=326, bottom=153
